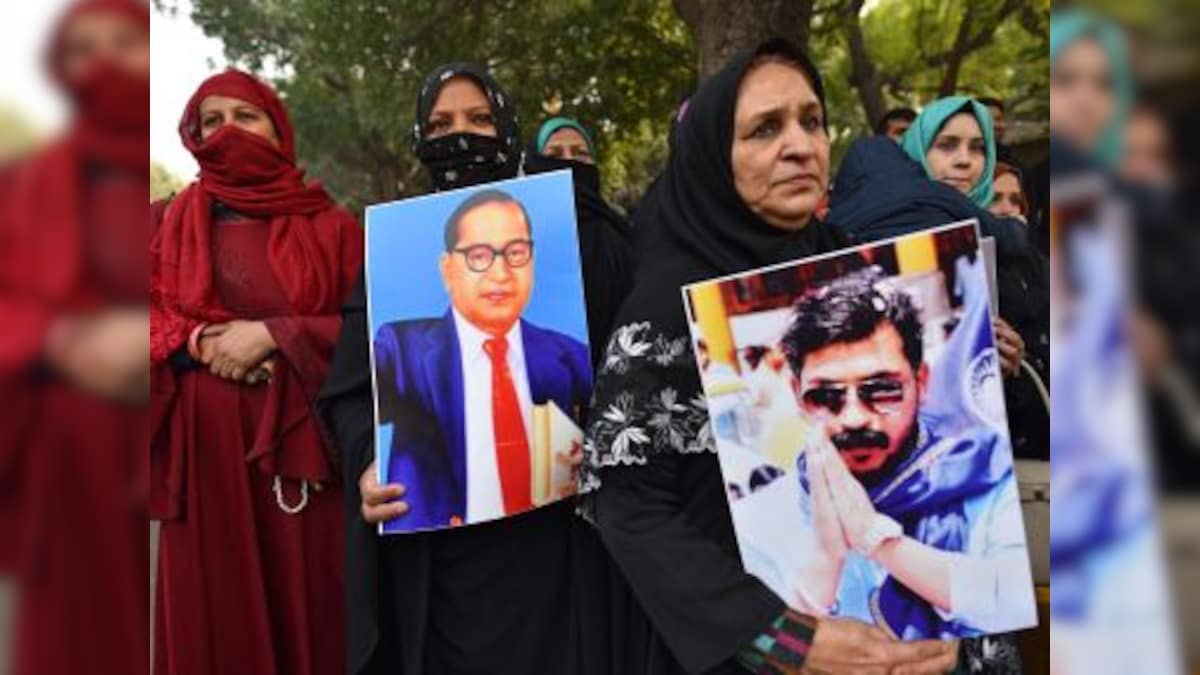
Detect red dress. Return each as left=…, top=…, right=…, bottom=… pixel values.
left=0, top=164, right=149, bottom=675
left=152, top=206, right=350, bottom=675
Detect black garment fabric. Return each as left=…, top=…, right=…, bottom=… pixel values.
left=595, top=454, right=784, bottom=675
left=523, top=151, right=635, bottom=366
left=998, top=246, right=1051, bottom=461
left=411, top=62, right=522, bottom=191
left=1126, top=181, right=1200, bottom=492
left=580, top=38, right=844, bottom=674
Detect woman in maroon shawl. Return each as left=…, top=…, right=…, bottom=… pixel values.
left=0, top=2, right=150, bottom=674
left=150, top=69, right=362, bottom=675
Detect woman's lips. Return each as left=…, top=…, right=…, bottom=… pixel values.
left=776, top=174, right=818, bottom=189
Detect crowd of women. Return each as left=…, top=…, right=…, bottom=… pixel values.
left=3, top=1, right=1147, bottom=674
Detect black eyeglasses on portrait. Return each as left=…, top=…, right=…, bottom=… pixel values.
left=801, top=377, right=906, bottom=417
left=453, top=239, right=534, bottom=273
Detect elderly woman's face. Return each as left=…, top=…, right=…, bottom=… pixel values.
left=60, top=10, right=150, bottom=82
left=543, top=127, right=595, bottom=164
left=731, top=60, right=830, bottom=231
left=198, top=95, right=280, bottom=147
left=424, top=76, right=497, bottom=139
left=924, top=112, right=986, bottom=195
left=1050, top=38, right=1116, bottom=152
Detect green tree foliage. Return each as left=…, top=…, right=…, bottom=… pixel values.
left=160, top=0, right=695, bottom=214
left=812, top=0, right=1049, bottom=148
left=0, top=104, right=40, bottom=162
left=157, top=0, right=1046, bottom=212
left=151, top=161, right=186, bottom=202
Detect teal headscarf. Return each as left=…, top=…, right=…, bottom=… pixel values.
left=900, top=96, right=997, bottom=208
left=535, top=117, right=597, bottom=159
left=1049, top=9, right=1134, bottom=167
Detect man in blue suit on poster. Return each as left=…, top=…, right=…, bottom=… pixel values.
left=373, top=189, right=591, bottom=532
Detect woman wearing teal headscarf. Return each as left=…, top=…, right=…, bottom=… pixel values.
left=1049, top=9, right=1134, bottom=167
left=900, top=96, right=996, bottom=208
left=535, top=116, right=598, bottom=164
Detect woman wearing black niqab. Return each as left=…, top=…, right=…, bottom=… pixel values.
left=523, top=117, right=636, bottom=366
left=317, top=63, right=590, bottom=675
left=580, top=39, right=959, bottom=675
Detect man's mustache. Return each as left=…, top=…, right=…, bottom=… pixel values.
left=831, top=428, right=890, bottom=451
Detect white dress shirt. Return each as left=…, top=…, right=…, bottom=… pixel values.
left=452, top=309, right=534, bottom=523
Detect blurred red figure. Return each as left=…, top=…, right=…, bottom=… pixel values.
left=0, top=1, right=151, bottom=674
left=149, top=68, right=360, bottom=675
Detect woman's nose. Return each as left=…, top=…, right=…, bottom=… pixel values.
left=781, top=121, right=815, bottom=159
left=450, top=114, right=472, bottom=134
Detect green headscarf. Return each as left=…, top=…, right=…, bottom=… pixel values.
left=535, top=117, right=597, bottom=159
left=900, top=96, right=996, bottom=208
left=1049, top=9, right=1134, bottom=167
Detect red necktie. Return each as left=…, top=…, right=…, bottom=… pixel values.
left=483, top=337, right=532, bottom=514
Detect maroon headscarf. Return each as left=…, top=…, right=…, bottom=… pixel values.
left=150, top=69, right=361, bottom=362
left=0, top=0, right=150, bottom=373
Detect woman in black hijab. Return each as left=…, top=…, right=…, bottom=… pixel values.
left=318, top=63, right=589, bottom=675
left=580, top=39, right=959, bottom=675
left=524, top=116, right=636, bottom=366
left=411, top=62, right=523, bottom=191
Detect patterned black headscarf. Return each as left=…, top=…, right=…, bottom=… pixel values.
left=412, top=62, right=522, bottom=191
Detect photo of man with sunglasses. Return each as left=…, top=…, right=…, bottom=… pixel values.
left=371, top=188, right=592, bottom=531
left=732, top=264, right=1034, bottom=640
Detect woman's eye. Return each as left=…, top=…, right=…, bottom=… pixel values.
left=472, top=113, right=494, bottom=126
left=427, top=119, right=449, bottom=133
left=202, top=116, right=221, bottom=128
left=937, top=139, right=958, bottom=152
left=970, top=141, right=986, bottom=155
left=751, top=120, right=779, bottom=138
left=803, top=116, right=824, bottom=132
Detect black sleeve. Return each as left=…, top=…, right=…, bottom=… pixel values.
left=317, top=273, right=376, bottom=482
left=593, top=452, right=785, bottom=674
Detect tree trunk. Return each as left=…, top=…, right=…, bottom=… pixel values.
left=673, top=0, right=815, bottom=83
left=843, top=0, right=886, bottom=129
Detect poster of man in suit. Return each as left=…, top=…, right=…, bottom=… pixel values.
left=366, top=171, right=592, bottom=534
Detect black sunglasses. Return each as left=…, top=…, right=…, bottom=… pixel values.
left=801, top=377, right=906, bottom=417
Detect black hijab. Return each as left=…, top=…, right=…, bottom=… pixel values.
left=411, top=62, right=522, bottom=191
left=580, top=38, right=844, bottom=499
